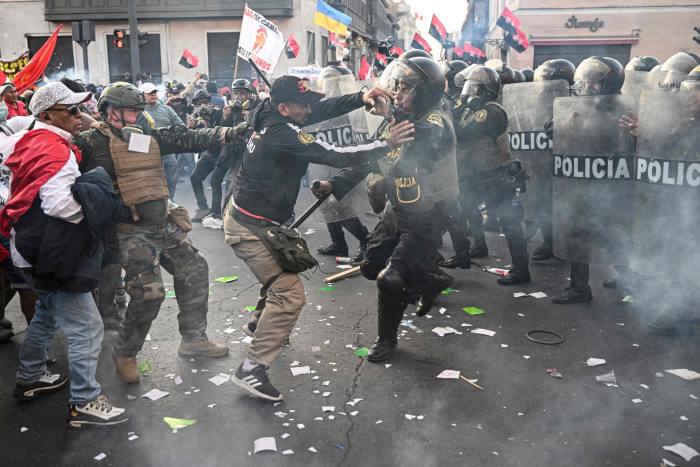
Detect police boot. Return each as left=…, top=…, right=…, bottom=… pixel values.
left=552, top=286, right=593, bottom=304
left=317, top=222, right=349, bottom=257
left=178, top=336, right=229, bottom=358
left=345, top=220, right=369, bottom=264
left=441, top=254, right=472, bottom=269
left=113, top=355, right=140, bottom=384
left=469, top=235, right=489, bottom=258
left=531, top=241, right=554, bottom=262
left=497, top=268, right=531, bottom=286
left=367, top=291, right=406, bottom=363
left=416, top=270, right=454, bottom=317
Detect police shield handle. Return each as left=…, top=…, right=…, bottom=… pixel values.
left=311, top=180, right=333, bottom=199
left=385, top=120, right=415, bottom=148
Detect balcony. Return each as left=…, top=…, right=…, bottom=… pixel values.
left=44, top=0, right=293, bottom=21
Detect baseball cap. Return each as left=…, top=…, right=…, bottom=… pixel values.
left=29, top=82, right=91, bottom=114
left=270, top=76, right=324, bottom=105
left=0, top=81, right=15, bottom=96
left=140, top=82, right=158, bottom=94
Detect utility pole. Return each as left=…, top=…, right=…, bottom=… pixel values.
left=127, top=0, right=141, bottom=80
left=71, top=21, right=94, bottom=82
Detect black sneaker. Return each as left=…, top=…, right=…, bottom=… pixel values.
left=13, top=371, right=68, bottom=401
left=68, top=395, right=129, bottom=429
left=242, top=320, right=257, bottom=337
left=232, top=363, right=282, bottom=401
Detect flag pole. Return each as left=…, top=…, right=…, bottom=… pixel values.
left=233, top=54, right=240, bottom=79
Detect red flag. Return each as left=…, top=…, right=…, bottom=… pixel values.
left=12, top=25, right=63, bottom=94
left=179, top=49, right=199, bottom=69
left=410, top=33, right=432, bottom=53
left=496, top=7, right=521, bottom=35
left=375, top=51, right=387, bottom=66
left=429, top=14, right=447, bottom=43
left=286, top=33, right=300, bottom=59
left=389, top=45, right=404, bottom=57
left=0, top=70, right=6, bottom=84
left=358, top=55, right=371, bottom=80
left=504, top=30, right=529, bottom=53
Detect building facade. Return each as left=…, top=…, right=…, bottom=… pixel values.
left=484, top=0, right=700, bottom=69
left=0, top=0, right=399, bottom=85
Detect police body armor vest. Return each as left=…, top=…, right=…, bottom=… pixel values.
left=378, top=111, right=459, bottom=214
left=93, top=122, right=169, bottom=222
left=456, top=102, right=512, bottom=174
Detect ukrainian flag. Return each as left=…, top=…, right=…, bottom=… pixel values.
left=314, top=0, right=351, bottom=37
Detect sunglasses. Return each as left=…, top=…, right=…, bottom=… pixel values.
left=47, top=104, right=81, bottom=116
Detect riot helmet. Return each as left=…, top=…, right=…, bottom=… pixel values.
left=513, top=70, right=526, bottom=83
left=486, top=59, right=517, bottom=85
left=390, top=56, right=445, bottom=113
left=660, top=51, right=700, bottom=91
left=625, top=56, right=660, bottom=72
left=680, top=65, right=700, bottom=114
left=439, top=60, right=468, bottom=96
left=379, top=60, right=400, bottom=90
left=573, top=56, right=624, bottom=96
left=232, top=78, right=253, bottom=92
left=399, top=49, right=432, bottom=61
left=460, top=65, right=500, bottom=106
left=231, top=78, right=253, bottom=107
left=97, top=82, right=145, bottom=113
left=453, top=63, right=479, bottom=90
left=534, top=59, right=576, bottom=85
left=520, top=68, right=534, bottom=82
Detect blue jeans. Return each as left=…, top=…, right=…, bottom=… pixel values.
left=16, top=289, right=104, bottom=405
left=163, top=154, right=178, bottom=200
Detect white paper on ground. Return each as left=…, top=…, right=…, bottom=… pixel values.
left=281, top=433, right=290, bottom=439
left=513, top=292, right=528, bottom=298
left=529, top=292, right=548, bottom=299
left=174, top=376, right=183, bottom=385
left=471, top=328, right=496, bottom=337
left=405, top=414, right=416, bottom=420
left=595, top=371, right=616, bottom=384
left=128, top=133, right=151, bottom=153
left=308, top=447, right=317, bottom=453
left=282, top=449, right=294, bottom=455
left=439, top=307, right=447, bottom=315
left=665, top=369, right=700, bottom=381
left=322, top=406, right=335, bottom=412
left=208, top=373, right=230, bottom=386
left=632, top=398, right=643, bottom=404
left=587, top=358, right=607, bottom=367
left=141, top=388, right=170, bottom=401
left=253, top=437, right=277, bottom=454
left=432, top=327, right=457, bottom=337
left=437, top=370, right=461, bottom=379
left=662, top=458, right=677, bottom=467
left=128, top=434, right=139, bottom=441
left=662, top=442, right=699, bottom=462
left=94, top=453, right=107, bottom=461
left=241, top=336, right=253, bottom=344
left=290, top=366, right=311, bottom=376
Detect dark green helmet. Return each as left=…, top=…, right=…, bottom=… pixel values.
left=97, top=82, right=145, bottom=113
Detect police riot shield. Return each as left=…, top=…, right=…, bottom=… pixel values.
left=502, top=79, right=569, bottom=224
left=620, top=70, right=652, bottom=108
left=551, top=95, right=636, bottom=263
left=632, top=91, right=698, bottom=280
left=304, top=74, right=372, bottom=222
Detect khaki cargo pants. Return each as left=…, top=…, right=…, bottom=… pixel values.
left=223, top=212, right=306, bottom=367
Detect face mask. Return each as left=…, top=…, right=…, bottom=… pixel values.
left=467, top=96, right=484, bottom=111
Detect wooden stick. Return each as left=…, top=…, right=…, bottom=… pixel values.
left=324, top=265, right=361, bottom=283
left=459, top=375, right=484, bottom=391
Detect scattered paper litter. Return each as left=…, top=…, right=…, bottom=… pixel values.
left=128, top=434, right=139, bottom=441
left=632, top=398, right=643, bottom=404
left=141, top=388, right=170, bottom=401
left=662, top=442, right=699, bottom=462
left=405, top=414, right=416, bottom=420
left=586, top=358, right=607, bottom=367
left=680, top=416, right=688, bottom=421
left=174, top=376, right=183, bottom=385
left=528, top=292, right=548, bottom=299
left=311, top=346, right=321, bottom=353
left=297, top=423, right=305, bottom=429
left=513, top=292, right=528, bottom=298
left=290, top=366, right=311, bottom=376
left=282, top=449, right=294, bottom=455
left=274, top=412, right=287, bottom=418
left=596, top=371, right=616, bottom=384
left=354, top=347, right=369, bottom=357
left=432, top=326, right=458, bottom=337
left=94, top=453, right=107, bottom=461
left=322, top=391, right=331, bottom=397
left=462, top=306, right=485, bottom=316
left=337, top=265, right=353, bottom=270
left=665, top=369, right=700, bottom=381
left=662, top=458, right=677, bottom=467
left=691, top=394, right=698, bottom=400
left=471, top=328, right=496, bottom=337
left=214, top=275, right=239, bottom=283
left=437, top=370, right=461, bottom=379
left=207, top=404, right=216, bottom=409
left=322, top=406, right=335, bottom=412
left=253, top=437, right=277, bottom=454
left=241, top=336, right=253, bottom=344
left=346, top=398, right=363, bottom=406
left=303, top=229, right=316, bottom=235
left=208, top=373, right=230, bottom=386
left=376, top=420, right=383, bottom=424
left=20, top=426, right=28, bottom=433
left=308, top=447, right=317, bottom=453
left=438, top=307, right=447, bottom=315
left=281, top=433, right=290, bottom=439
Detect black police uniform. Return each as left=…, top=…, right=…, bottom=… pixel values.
left=451, top=98, right=530, bottom=281
left=330, top=106, right=457, bottom=356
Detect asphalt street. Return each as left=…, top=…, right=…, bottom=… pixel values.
left=1, top=180, right=698, bottom=467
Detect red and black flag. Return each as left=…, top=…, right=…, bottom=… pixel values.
left=286, top=33, right=300, bottom=59
left=504, top=30, right=529, bottom=53
left=389, top=45, right=404, bottom=56
left=429, top=14, right=447, bottom=43
left=496, top=7, right=521, bottom=35
left=179, top=49, right=199, bottom=69
left=410, top=33, right=432, bottom=53
left=452, top=46, right=463, bottom=59
left=462, top=43, right=485, bottom=63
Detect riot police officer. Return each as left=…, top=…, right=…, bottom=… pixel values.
left=444, top=65, right=531, bottom=285
left=320, top=54, right=459, bottom=362
left=551, top=57, right=634, bottom=304
left=440, top=60, right=469, bottom=98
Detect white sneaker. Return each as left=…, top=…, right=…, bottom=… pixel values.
left=68, top=395, right=129, bottom=428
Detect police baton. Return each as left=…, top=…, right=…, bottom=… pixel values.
left=289, top=180, right=329, bottom=230
left=248, top=58, right=272, bottom=89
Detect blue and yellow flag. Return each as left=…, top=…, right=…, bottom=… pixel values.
left=314, top=0, right=351, bottom=37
